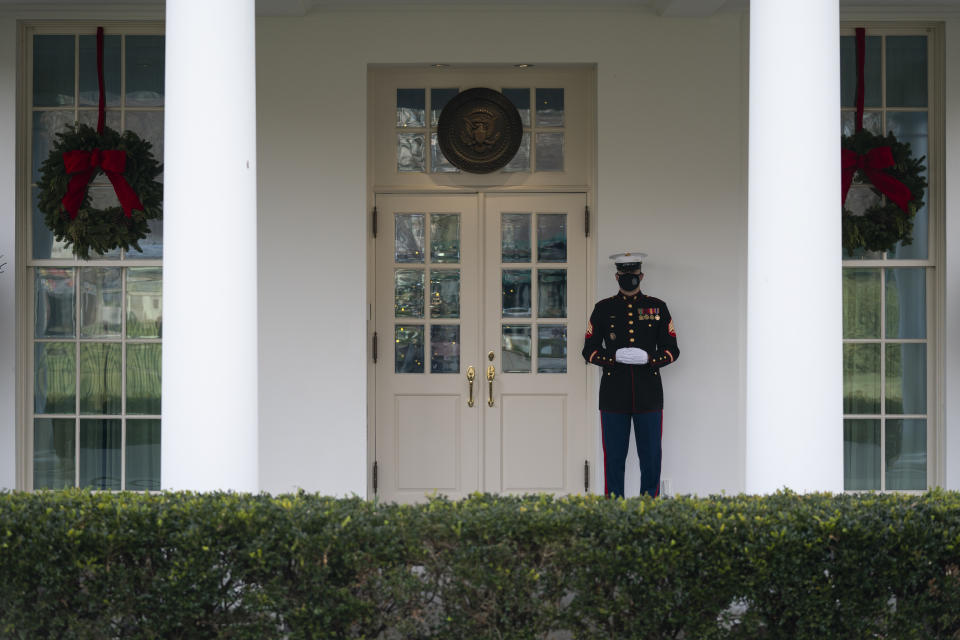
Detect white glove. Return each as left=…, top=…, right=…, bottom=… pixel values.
left=615, top=347, right=649, bottom=365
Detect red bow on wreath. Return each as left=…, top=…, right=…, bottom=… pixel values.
left=841, top=146, right=912, bottom=214
left=61, top=148, right=144, bottom=219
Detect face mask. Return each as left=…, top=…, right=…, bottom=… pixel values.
left=617, top=272, right=641, bottom=291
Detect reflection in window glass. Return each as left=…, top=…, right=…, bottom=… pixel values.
left=536, top=88, right=564, bottom=126
left=35, top=268, right=76, bottom=338
left=79, top=343, right=122, bottom=415
left=537, top=214, right=567, bottom=262
left=502, top=270, right=532, bottom=318
left=79, top=267, right=123, bottom=338
left=127, top=344, right=162, bottom=415
left=395, top=325, right=425, bottom=373
left=395, top=213, right=425, bottom=263
left=394, top=269, right=425, bottom=318
left=538, top=269, right=567, bottom=318
left=125, top=36, right=165, bottom=107
left=842, top=269, right=880, bottom=339
left=33, top=35, right=74, bottom=107
left=126, top=419, right=161, bottom=491
left=430, top=325, right=460, bottom=373
left=538, top=325, right=567, bottom=373
left=844, top=419, right=880, bottom=490
left=35, top=342, right=76, bottom=415
left=397, top=88, right=426, bottom=127
left=79, top=419, right=121, bottom=490
left=885, top=343, right=926, bottom=415
left=885, top=268, right=925, bottom=339
left=431, top=88, right=458, bottom=127
left=502, top=133, right=531, bottom=173
left=430, top=270, right=460, bottom=319
left=398, top=133, right=426, bottom=172
left=430, top=213, right=460, bottom=263
left=34, top=418, right=76, bottom=489
left=502, top=325, right=532, bottom=373
left=886, top=36, right=927, bottom=108
left=431, top=133, right=459, bottom=173
left=536, top=132, right=564, bottom=171
left=843, top=343, right=880, bottom=415
left=502, top=214, right=531, bottom=262
left=503, top=88, right=531, bottom=127
left=127, top=268, right=163, bottom=339
left=885, top=419, right=926, bottom=490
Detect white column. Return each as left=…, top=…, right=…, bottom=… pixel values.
left=747, top=0, right=843, bottom=493
left=0, top=16, right=17, bottom=489
left=162, top=0, right=258, bottom=491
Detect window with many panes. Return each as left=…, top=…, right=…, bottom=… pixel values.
left=27, top=26, right=164, bottom=490
left=396, top=87, right=565, bottom=174
left=841, top=27, right=939, bottom=491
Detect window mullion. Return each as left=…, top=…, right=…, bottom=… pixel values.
left=879, top=267, right=886, bottom=490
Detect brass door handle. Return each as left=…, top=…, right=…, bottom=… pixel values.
left=486, top=364, right=496, bottom=407
left=466, top=366, right=476, bottom=407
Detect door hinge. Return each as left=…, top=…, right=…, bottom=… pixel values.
left=373, top=460, right=379, bottom=493
left=372, top=206, right=378, bottom=238
left=584, top=205, right=590, bottom=237
left=584, top=460, right=590, bottom=493
left=372, top=331, right=378, bottom=363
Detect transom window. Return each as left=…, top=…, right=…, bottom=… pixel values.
left=27, top=27, right=164, bottom=491
left=840, top=28, right=938, bottom=491
left=395, top=86, right=565, bottom=174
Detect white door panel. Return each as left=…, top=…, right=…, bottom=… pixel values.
left=375, top=194, right=480, bottom=502
left=482, top=193, right=588, bottom=495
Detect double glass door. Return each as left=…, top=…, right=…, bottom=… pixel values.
left=374, top=193, right=587, bottom=503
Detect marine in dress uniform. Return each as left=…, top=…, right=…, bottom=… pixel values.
left=582, top=252, right=679, bottom=498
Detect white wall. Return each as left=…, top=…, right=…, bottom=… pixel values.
left=255, top=6, right=747, bottom=496
left=0, top=15, right=17, bottom=490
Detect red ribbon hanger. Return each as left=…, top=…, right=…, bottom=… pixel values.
left=841, top=27, right=911, bottom=213
left=61, top=27, right=143, bottom=219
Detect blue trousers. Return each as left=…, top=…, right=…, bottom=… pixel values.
left=600, top=411, right=663, bottom=498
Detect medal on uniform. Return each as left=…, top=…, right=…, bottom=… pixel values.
left=655, top=315, right=660, bottom=321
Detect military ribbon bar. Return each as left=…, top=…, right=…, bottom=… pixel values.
left=61, top=149, right=144, bottom=219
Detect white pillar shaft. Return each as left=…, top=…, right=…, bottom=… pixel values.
left=747, top=0, right=843, bottom=493
left=162, top=0, right=258, bottom=491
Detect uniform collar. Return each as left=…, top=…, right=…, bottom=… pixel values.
left=618, top=290, right=643, bottom=302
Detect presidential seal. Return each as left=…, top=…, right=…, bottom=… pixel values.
left=437, top=87, right=523, bottom=174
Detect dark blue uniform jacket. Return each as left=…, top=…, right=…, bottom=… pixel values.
left=582, top=291, right=679, bottom=412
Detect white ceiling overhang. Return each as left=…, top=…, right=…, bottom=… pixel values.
left=1, top=0, right=959, bottom=17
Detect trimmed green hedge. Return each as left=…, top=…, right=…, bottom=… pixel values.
left=1, top=490, right=959, bottom=639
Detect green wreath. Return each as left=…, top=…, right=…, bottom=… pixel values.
left=37, top=123, right=163, bottom=260
left=842, top=128, right=926, bottom=255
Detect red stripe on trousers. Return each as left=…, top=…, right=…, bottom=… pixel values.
left=654, top=410, right=663, bottom=497
left=600, top=412, right=609, bottom=495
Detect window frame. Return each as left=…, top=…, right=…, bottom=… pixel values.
left=840, top=22, right=946, bottom=492
left=16, top=21, right=165, bottom=491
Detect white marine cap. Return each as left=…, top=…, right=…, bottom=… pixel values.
left=609, top=251, right=647, bottom=270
